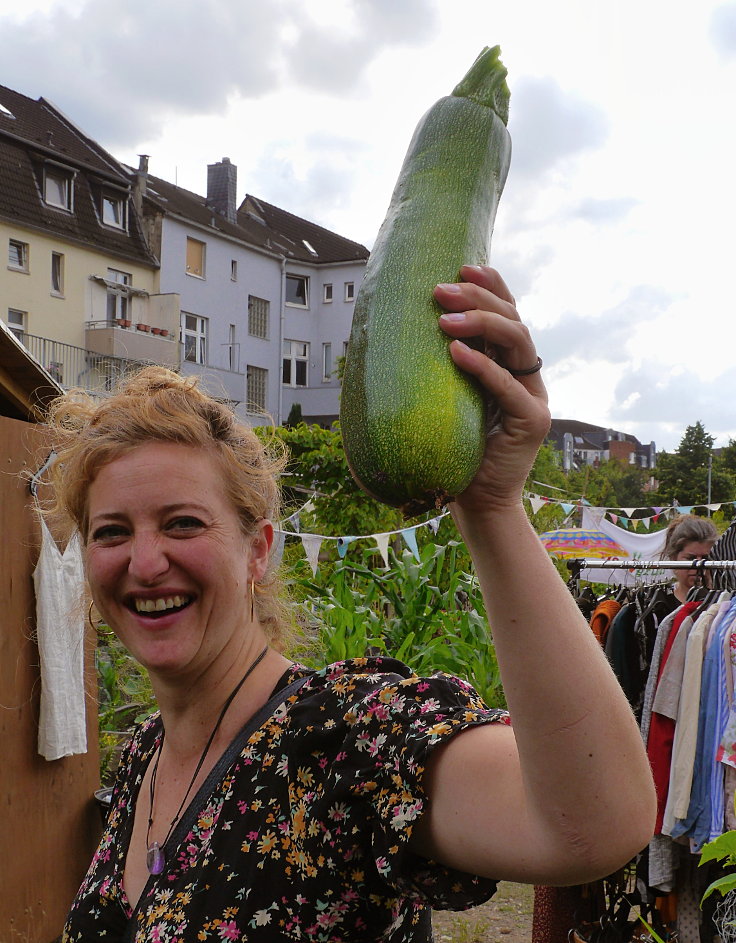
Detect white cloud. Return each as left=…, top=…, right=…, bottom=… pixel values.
left=2, top=0, right=735, bottom=453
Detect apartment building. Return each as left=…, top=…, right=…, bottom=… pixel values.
left=1, top=84, right=369, bottom=426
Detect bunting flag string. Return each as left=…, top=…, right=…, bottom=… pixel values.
left=270, top=483, right=736, bottom=576
left=273, top=511, right=451, bottom=575
left=523, top=491, right=735, bottom=525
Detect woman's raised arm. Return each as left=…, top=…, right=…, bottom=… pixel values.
left=409, top=266, right=656, bottom=885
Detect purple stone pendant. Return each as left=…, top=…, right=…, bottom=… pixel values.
left=146, top=841, right=165, bottom=875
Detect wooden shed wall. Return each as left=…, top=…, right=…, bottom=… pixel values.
left=0, top=415, right=100, bottom=941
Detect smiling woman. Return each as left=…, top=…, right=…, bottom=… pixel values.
left=44, top=267, right=656, bottom=943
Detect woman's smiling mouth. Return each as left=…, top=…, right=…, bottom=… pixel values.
left=132, top=595, right=192, bottom=616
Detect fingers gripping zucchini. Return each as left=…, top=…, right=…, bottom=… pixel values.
left=340, top=46, right=512, bottom=516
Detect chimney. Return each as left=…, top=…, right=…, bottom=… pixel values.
left=132, top=153, right=149, bottom=217
left=207, top=157, right=237, bottom=224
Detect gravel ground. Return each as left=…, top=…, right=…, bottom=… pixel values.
left=432, top=882, right=534, bottom=943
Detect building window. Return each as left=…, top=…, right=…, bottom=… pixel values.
left=322, top=342, right=332, bottom=381
left=182, top=313, right=207, bottom=364
left=44, top=168, right=73, bottom=210
left=186, top=237, right=206, bottom=278
left=285, top=274, right=308, bottom=307
left=246, top=365, right=268, bottom=413
left=344, top=281, right=355, bottom=302
left=227, top=323, right=237, bottom=372
left=8, top=239, right=28, bottom=271
left=102, top=194, right=126, bottom=229
left=323, top=283, right=333, bottom=303
left=106, top=268, right=131, bottom=322
left=231, top=259, right=238, bottom=281
left=282, top=340, right=308, bottom=387
left=7, top=308, right=26, bottom=341
left=248, top=296, right=269, bottom=339
left=51, top=252, right=64, bottom=295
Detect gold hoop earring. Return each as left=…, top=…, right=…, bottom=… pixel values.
left=88, top=601, right=114, bottom=639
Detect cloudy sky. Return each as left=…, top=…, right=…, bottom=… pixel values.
left=3, top=0, right=736, bottom=452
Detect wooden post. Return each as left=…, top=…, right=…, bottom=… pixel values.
left=0, top=416, right=100, bottom=941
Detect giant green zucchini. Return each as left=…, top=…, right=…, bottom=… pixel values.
left=340, top=46, right=512, bottom=516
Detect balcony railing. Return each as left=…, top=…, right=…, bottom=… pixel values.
left=17, top=332, right=165, bottom=393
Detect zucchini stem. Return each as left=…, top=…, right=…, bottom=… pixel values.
left=451, top=45, right=510, bottom=126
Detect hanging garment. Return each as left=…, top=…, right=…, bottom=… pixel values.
left=668, top=599, right=735, bottom=850
left=589, top=598, right=621, bottom=647
left=662, top=601, right=724, bottom=830
left=32, top=517, right=87, bottom=760
left=641, top=608, right=681, bottom=748
left=646, top=602, right=700, bottom=834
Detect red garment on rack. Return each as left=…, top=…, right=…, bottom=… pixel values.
left=646, top=601, right=700, bottom=834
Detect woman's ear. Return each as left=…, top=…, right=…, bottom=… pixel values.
left=249, top=519, right=274, bottom=582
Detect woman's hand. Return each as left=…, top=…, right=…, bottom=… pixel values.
left=434, top=265, right=550, bottom=517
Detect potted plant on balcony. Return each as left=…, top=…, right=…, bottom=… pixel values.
left=136, top=323, right=150, bottom=332
left=151, top=327, right=162, bottom=335
left=159, top=329, right=169, bottom=337
left=116, top=318, right=132, bottom=328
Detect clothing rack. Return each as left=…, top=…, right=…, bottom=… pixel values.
left=565, top=558, right=736, bottom=595
left=567, top=559, right=736, bottom=570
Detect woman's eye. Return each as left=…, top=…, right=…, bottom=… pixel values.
left=168, top=517, right=205, bottom=533
left=91, top=525, right=127, bottom=542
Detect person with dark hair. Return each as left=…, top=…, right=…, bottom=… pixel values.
left=55, top=266, right=656, bottom=942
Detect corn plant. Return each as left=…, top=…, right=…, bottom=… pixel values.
left=289, top=540, right=505, bottom=708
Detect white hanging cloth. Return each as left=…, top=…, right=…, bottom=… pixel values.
left=32, top=518, right=87, bottom=760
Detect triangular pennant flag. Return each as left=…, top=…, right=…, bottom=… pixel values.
left=709, top=504, right=722, bottom=512
left=337, top=536, right=356, bottom=559
left=652, top=513, right=660, bottom=523
left=621, top=508, right=636, bottom=517
left=619, top=517, right=629, bottom=529
left=560, top=503, right=574, bottom=515
left=289, top=511, right=301, bottom=533
left=271, top=532, right=286, bottom=568
left=401, top=527, right=420, bottom=561
left=679, top=506, right=694, bottom=515
left=630, top=518, right=640, bottom=530
left=303, top=499, right=316, bottom=514
left=300, top=534, right=323, bottom=575
left=374, top=533, right=390, bottom=568
left=652, top=507, right=663, bottom=515
left=609, top=513, right=618, bottom=524
left=428, top=516, right=442, bottom=535
left=529, top=496, right=546, bottom=515
left=641, top=517, right=651, bottom=529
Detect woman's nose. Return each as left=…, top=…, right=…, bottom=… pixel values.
left=128, top=533, right=169, bottom=583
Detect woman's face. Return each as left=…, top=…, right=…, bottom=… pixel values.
left=674, top=539, right=715, bottom=595
left=85, top=442, right=272, bottom=679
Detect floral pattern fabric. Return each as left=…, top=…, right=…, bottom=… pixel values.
left=63, top=657, right=508, bottom=942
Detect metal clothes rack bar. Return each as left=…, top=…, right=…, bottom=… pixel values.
left=565, top=558, right=736, bottom=594
left=567, top=559, right=736, bottom=571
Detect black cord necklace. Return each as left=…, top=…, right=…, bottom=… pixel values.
left=145, top=644, right=269, bottom=875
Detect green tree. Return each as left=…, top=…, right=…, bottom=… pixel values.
left=568, top=461, right=652, bottom=511
left=651, top=421, right=726, bottom=506
left=261, top=421, right=406, bottom=539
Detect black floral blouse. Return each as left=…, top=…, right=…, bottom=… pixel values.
left=63, top=657, right=508, bottom=942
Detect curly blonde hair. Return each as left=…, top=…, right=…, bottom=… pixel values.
left=44, top=366, right=294, bottom=647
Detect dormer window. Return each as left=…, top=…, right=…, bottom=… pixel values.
left=44, top=167, right=73, bottom=210
left=102, top=193, right=127, bottom=229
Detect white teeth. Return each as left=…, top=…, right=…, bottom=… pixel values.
left=134, top=596, right=189, bottom=614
